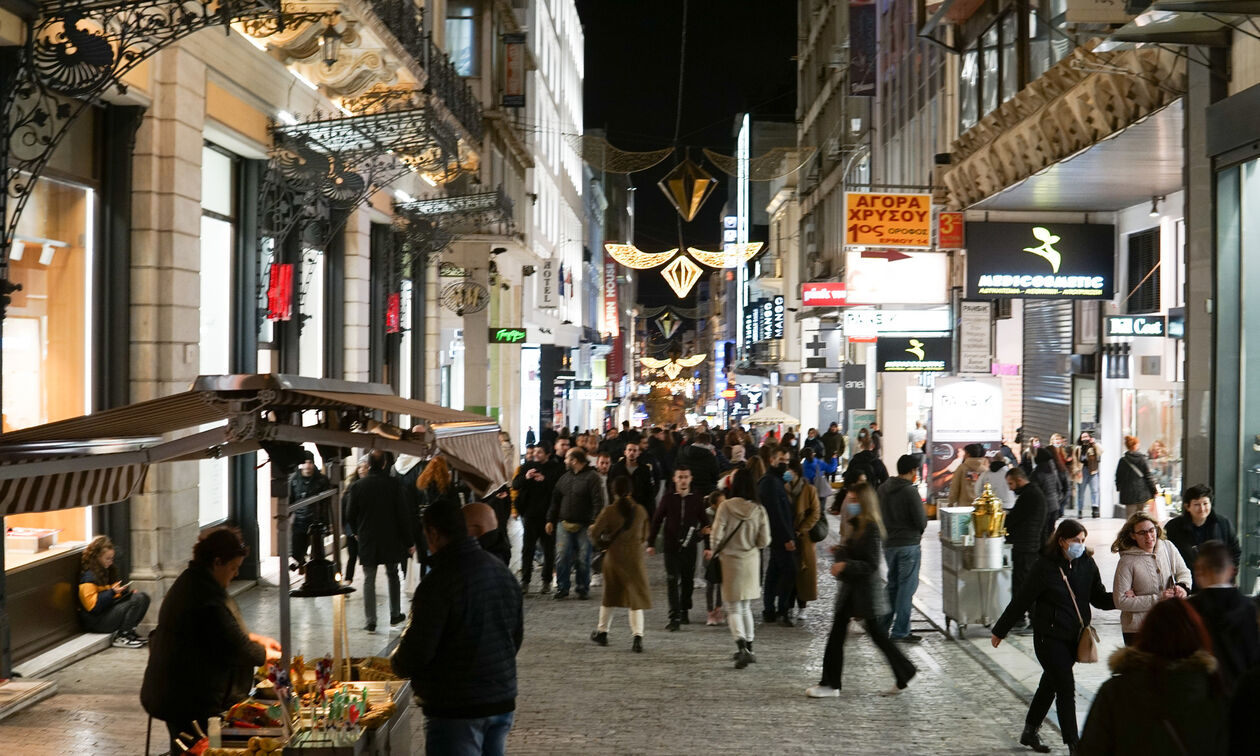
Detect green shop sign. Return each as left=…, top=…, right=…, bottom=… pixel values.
left=489, top=327, right=528, bottom=344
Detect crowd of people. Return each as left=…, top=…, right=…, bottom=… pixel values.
left=120, top=416, right=1259, bottom=756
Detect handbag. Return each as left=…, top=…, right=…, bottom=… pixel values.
left=1124, top=458, right=1158, bottom=499
left=591, top=514, right=634, bottom=575
left=1058, top=567, right=1100, bottom=663
left=704, top=519, right=745, bottom=583
left=808, top=512, right=829, bottom=543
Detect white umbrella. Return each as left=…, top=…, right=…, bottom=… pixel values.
left=744, top=407, right=801, bottom=426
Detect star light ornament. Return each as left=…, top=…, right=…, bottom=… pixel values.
left=605, top=242, right=764, bottom=298
left=658, top=159, right=718, bottom=222
left=640, top=354, right=706, bottom=380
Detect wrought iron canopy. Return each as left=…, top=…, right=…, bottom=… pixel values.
left=273, top=105, right=457, bottom=166
left=396, top=186, right=513, bottom=222
left=1, top=0, right=281, bottom=253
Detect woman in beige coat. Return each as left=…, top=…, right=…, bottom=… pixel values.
left=710, top=467, right=771, bottom=669
left=788, top=459, right=821, bottom=615
left=1111, top=511, right=1190, bottom=646
left=589, top=477, right=652, bottom=652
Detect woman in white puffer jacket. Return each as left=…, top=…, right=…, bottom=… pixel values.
left=1111, top=512, right=1191, bottom=646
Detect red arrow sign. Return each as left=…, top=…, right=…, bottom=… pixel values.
left=860, top=249, right=912, bottom=262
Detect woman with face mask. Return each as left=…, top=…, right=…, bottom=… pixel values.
left=991, top=520, right=1116, bottom=756
left=807, top=483, right=916, bottom=698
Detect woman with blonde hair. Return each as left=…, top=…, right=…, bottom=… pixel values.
left=78, top=535, right=151, bottom=648
left=807, top=482, right=916, bottom=697
left=1112, top=511, right=1190, bottom=645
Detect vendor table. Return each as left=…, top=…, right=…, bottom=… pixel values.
left=940, top=537, right=1012, bottom=636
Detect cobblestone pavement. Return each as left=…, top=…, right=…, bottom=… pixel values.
left=2, top=517, right=1077, bottom=754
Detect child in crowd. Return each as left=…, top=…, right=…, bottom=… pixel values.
left=704, top=490, right=727, bottom=626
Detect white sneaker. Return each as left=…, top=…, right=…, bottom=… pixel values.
left=806, top=685, right=840, bottom=698
left=880, top=686, right=905, bottom=696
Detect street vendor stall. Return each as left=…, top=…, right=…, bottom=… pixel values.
left=938, top=484, right=1013, bottom=636
left=0, top=374, right=511, bottom=736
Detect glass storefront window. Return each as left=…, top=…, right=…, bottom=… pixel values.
left=3, top=176, right=95, bottom=555
left=1001, top=13, right=1019, bottom=103
left=1121, top=388, right=1183, bottom=507
left=299, top=248, right=324, bottom=378
left=960, top=46, right=978, bottom=130
left=199, top=146, right=235, bottom=525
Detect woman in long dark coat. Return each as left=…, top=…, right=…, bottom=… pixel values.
left=807, top=482, right=916, bottom=698
left=589, top=476, right=652, bottom=652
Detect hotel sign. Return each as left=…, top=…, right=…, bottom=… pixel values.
left=966, top=222, right=1115, bottom=299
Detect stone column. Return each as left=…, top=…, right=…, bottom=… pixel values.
left=343, top=208, right=371, bottom=382
left=128, top=45, right=207, bottom=615
left=458, top=242, right=490, bottom=415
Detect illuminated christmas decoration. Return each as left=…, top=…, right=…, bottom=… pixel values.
left=661, top=256, right=703, bottom=298
left=687, top=242, right=764, bottom=269
left=658, top=158, right=718, bottom=222
left=655, top=310, right=680, bottom=339
left=640, top=354, right=706, bottom=379
left=605, top=243, right=677, bottom=269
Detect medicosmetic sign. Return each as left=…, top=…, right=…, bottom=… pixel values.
left=844, top=192, right=932, bottom=248
left=966, top=222, right=1115, bottom=299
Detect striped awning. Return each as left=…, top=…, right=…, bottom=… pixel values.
left=0, top=374, right=508, bottom=514
left=0, top=460, right=148, bottom=516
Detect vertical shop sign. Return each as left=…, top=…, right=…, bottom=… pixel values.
left=849, top=0, right=876, bottom=97
left=938, top=211, right=965, bottom=249
left=842, top=364, right=867, bottom=414
left=266, top=263, right=294, bottom=321
left=385, top=292, right=402, bottom=334
left=771, top=295, right=785, bottom=339
left=503, top=33, right=526, bottom=107
left=603, top=261, right=619, bottom=337
left=608, top=334, right=624, bottom=382
left=958, top=301, right=993, bottom=373
left=539, top=259, right=558, bottom=307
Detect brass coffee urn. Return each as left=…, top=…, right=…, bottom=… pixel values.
left=971, top=483, right=1007, bottom=570
left=971, top=483, right=1007, bottom=538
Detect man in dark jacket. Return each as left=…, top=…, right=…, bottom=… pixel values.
left=392, top=498, right=523, bottom=754
left=289, top=451, right=333, bottom=567
left=647, top=465, right=710, bottom=630
left=544, top=448, right=606, bottom=599
left=512, top=445, right=558, bottom=594
left=1005, top=466, right=1047, bottom=632
left=879, top=455, right=927, bottom=642
left=1188, top=540, right=1260, bottom=691
left=674, top=431, right=720, bottom=496
left=142, top=528, right=280, bottom=755
left=848, top=435, right=889, bottom=487
left=608, top=441, right=657, bottom=517
left=346, top=451, right=414, bottom=631
left=1164, top=484, right=1242, bottom=590
left=759, top=446, right=799, bottom=625
left=821, top=422, right=846, bottom=460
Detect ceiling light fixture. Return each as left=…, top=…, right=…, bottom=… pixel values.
left=321, top=23, right=343, bottom=68
left=8, top=241, right=23, bottom=261
left=39, top=243, right=56, bottom=266
left=1149, top=195, right=1165, bottom=217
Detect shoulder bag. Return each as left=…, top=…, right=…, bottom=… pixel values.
left=591, top=513, right=634, bottom=575
left=808, top=509, right=830, bottom=543
left=1124, top=457, right=1158, bottom=499
left=1058, top=566, right=1099, bottom=663
left=704, top=519, right=746, bottom=584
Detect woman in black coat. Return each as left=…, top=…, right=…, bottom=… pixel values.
left=807, top=483, right=916, bottom=698
left=1033, top=448, right=1064, bottom=538
left=1115, top=435, right=1159, bottom=519
left=991, top=519, right=1115, bottom=755
left=141, top=528, right=281, bottom=755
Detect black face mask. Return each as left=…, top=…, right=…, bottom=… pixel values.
left=775, top=463, right=789, bottom=476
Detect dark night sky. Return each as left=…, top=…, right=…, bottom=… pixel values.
left=575, top=0, right=798, bottom=307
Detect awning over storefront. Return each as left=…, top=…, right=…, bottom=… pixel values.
left=970, top=100, right=1184, bottom=212
left=0, top=374, right=510, bottom=516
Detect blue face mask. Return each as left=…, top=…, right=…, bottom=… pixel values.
left=845, top=502, right=862, bottom=517
left=1066, top=541, right=1086, bottom=560
left=783, top=470, right=795, bottom=483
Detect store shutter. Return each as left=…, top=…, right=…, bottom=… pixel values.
left=1022, top=300, right=1073, bottom=442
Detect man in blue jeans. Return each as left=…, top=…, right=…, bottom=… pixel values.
left=392, top=497, right=523, bottom=755
left=878, top=455, right=927, bottom=642
left=545, top=447, right=606, bottom=599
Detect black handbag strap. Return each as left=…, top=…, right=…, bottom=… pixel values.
left=711, top=518, right=745, bottom=558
